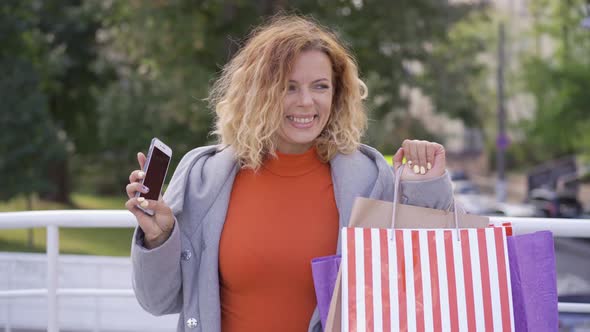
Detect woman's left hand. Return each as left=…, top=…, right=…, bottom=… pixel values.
left=393, top=139, right=446, bottom=181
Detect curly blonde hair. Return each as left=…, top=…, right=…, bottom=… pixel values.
left=209, top=15, right=368, bottom=170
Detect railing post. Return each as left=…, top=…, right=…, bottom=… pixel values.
left=5, top=259, right=13, bottom=332
left=47, top=225, right=59, bottom=332
left=94, top=264, right=101, bottom=332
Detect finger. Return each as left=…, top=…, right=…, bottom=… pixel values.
left=393, top=148, right=404, bottom=171
left=125, top=198, right=144, bottom=219
left=129, top=169, right=146, bottom=183
left=408, top=141, right=420, bottom=174
left=426, top=143, right=435, bottom=170
left=433, top=142, right=446, bottom=167
left=126, top=182, right=150, bottom=199
left=401, top=140, right=411, bottom=164
left=125, top=198, right=157, bottom=233
left=416, top=141, right=427, bottom=174
left=138, top=152, right=147, bottom=170
left=434, top=142, right=445, bottom=157
left=402, top=139, right=415, bottom=173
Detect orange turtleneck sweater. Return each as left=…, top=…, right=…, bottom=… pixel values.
left=219, top=148, right=339, bottom=332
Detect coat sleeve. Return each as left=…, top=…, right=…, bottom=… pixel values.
left=131, top=218, right=182, bottom=315
left=400, top=171, right=454, bottom=210
left=129, top=146, right=220, bottom=315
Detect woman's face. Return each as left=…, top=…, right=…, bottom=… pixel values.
left=276, top=50, right=334, bottom=154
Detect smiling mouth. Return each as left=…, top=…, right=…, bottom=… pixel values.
left=286, top=115, right=318, bottom=124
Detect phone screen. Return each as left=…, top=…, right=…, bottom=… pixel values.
left=140, top=147, right=170, bottom=200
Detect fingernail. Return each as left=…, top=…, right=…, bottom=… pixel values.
left=138, top=171, right=145, bottom=179
left=142, top=185, right=149, bottom=193
left=140, top=200, right=149, bottom=208
left=137, top=197, right=145, bottom=202
left=413, top=165, right=420, bottom=174
left=427, top=162, right=432, bottom=170
left=408, top=160, right=413, bottom=166
left=420, top=166, right=426, bottom=175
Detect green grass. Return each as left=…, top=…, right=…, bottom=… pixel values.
left=0, top=193, right=133, bottom=256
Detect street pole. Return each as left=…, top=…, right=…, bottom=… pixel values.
left=496, top=22, right=507, bottom=203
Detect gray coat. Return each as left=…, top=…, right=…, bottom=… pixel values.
left=131, top=144, right=453, bottom=332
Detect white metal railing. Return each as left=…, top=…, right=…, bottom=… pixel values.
left=0, top=210, right=136, bottom=332
left=1, top=210, right=590, bottom=331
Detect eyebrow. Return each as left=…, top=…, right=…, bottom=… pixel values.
left=288, top=78, right=331, bottom=84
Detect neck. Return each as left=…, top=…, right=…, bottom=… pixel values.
left=276, top=143, right=314, bottom=155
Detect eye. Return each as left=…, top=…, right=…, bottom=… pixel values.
left=314, top=83, right=330, bottom=90
left=287, top=84, right=297, bottom=93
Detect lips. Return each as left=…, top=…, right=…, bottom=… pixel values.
left=287, top=115, right=316, bottom=123
left=286, top=115, right=318, bottom=128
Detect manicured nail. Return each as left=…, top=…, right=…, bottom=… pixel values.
left=408, top=160, right=413, bottom=166
left=137, top=197, right=145, bottom=202
left=427, top=162, right=432, bottom=170
left=140, top=200, right=149, bottom=208
left=413, top=165, right=420, bottom=174
left=142, top=185, right=149, bottom=193
left=138, top=171, right=145, bottom=179
left=420, top=166, right=426, bottom=175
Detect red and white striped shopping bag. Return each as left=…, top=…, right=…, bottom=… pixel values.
left=341, top=227, right=514, bottom=332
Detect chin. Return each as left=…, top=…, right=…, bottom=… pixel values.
left=287, top=134, right=320, bottom=145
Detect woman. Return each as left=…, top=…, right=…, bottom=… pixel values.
left=125, top=15, right=453, bottom=332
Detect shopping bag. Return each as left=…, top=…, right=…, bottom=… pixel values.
left=342, top=226, right=515, bottom=332
left=323, top=164, right=490, bottom=332
left=488, top=221, right=558, bottom=331
left=312, top=255, right=343, bottom=330
left=507, top=231, right=558, bottom=331
left=321, top=200, right=490, bottom=332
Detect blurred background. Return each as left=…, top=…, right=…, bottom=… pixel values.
left=1, top=0, right=590, bottom=330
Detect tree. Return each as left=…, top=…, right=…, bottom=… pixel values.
left=0, top=1, right=67, bottom=246
left=0, top=59, right=65, bottom=203
left=0, top=1, right=66, bottom=205
left=517, top=0, right=590, bottom=161
left=418, top=10, right=495, bottom=129
left=33, top=0, right=113, bottom=203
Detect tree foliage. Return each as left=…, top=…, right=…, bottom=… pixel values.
left=0, top=1, right=66, bottom=201
left=3, top=0, right=491, bottom=199
left=518, top=0, right=590, bottom=161
left=418, top=10, right=495, bottom=128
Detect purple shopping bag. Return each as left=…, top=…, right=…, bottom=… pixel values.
left=508, top=231, right=558, bottom=332
left=311, top=254, right=341, bottom=330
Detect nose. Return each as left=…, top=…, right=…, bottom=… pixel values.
left=298, top=88, right=313, bottom=107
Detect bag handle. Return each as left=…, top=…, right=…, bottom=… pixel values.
left=390, top=164, right=461, bottom=240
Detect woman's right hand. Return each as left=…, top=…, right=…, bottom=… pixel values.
left=125, top=152, right=175, bottom=249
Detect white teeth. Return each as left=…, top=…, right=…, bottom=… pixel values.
left=287, top=116, right=315, bottom=124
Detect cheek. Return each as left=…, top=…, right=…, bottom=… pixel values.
left=321, top=96, right=333, bottom=114
left=283, top=95, right=296, bottom=110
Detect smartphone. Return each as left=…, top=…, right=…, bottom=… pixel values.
left=135, top=137, right=173, bottom=216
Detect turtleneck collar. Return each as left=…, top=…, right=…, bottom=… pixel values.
left=263, top=147, right=325, bottom=177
